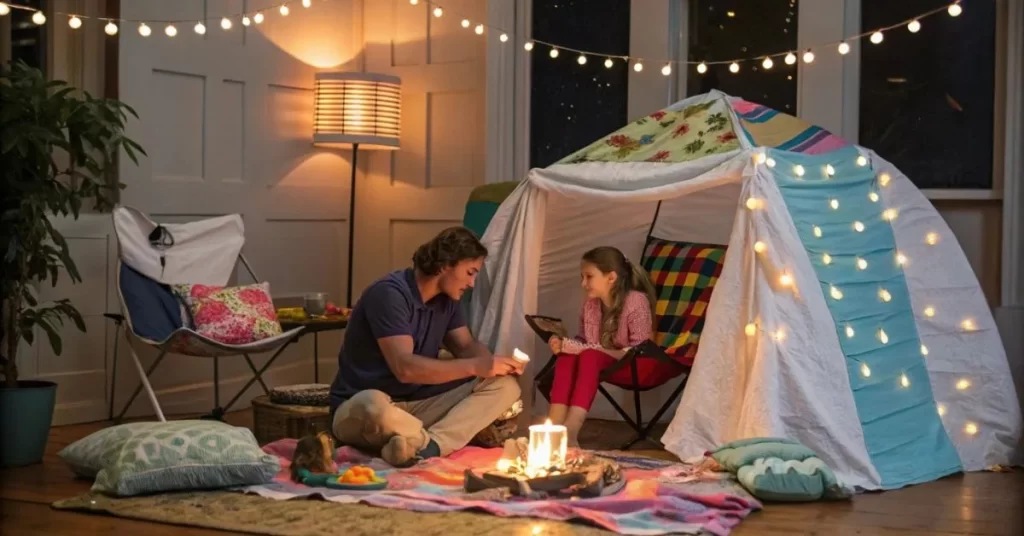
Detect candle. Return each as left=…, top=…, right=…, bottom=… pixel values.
left=513, top=348, right=530, bottom=363
left=526, top=419, right=567, bottom=477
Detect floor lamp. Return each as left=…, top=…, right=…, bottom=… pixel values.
left=313, top=72, right=402, bottom=308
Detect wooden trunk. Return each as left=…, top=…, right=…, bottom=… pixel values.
left=250, top=395, right=331, bottom=445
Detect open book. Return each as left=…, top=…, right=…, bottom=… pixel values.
left=524, top=314, right=568, bottom=343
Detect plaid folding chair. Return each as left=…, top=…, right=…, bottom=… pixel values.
left=107, top=206, right=303, bottom=422
left=534, top=237, right=726, bottom=449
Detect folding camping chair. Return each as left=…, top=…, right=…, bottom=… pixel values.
left=106, top=206, right=304, bottom=422
left=534, top=340, right=692, bottom=450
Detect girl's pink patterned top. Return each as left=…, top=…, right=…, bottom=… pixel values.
left=561, top=290, right=653, bottom=354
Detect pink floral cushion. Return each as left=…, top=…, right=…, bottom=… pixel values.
left=171, top=282, right=283, bottom=345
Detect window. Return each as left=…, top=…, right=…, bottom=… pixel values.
left=530, top=0, right=630, bottom=168
left=859, top=0, right=996, bottom=189
left=686, top=0, right=798, bottom=113
left=8, top=0, right=47, bottom=72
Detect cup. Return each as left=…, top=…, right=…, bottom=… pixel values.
left=303, top=292, right=328, bottom=317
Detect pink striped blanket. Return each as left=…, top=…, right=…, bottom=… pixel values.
left=238, top=439, right=761, bottom=535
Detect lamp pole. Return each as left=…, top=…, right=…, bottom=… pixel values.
left=347, top=143, right=359, bottom=309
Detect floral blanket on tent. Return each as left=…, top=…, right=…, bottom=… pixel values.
left=237, top=439, right=762, bottom=536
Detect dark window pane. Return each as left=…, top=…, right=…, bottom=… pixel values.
left=9, top=0, right=47, bottom=72
left=686, top=0, right=798, bottom=113
left=530, top=0, right=630, bottom=168
left=860, top=0, right=995, bottom=189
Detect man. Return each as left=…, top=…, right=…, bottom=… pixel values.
left=329, top=227, right=523, bottom=467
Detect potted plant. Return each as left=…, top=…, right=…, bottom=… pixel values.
left=0, top=60, right=145, bottom=467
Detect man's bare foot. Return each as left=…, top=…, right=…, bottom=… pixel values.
left=381, top=435, right=419, bottom=467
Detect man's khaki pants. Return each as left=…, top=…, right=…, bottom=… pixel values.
left=331, top=376, right=520, bottom=456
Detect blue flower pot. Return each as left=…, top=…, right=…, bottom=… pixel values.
left=0, top=380, right=57, bottom=468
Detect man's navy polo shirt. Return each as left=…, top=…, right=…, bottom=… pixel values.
left=329, top=268, right=470, bottom=416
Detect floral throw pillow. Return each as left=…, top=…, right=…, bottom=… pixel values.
left=172, top=282, right=283, bottom=345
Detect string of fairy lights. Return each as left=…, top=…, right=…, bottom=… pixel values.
left=0, top=0, right=967, bottom=75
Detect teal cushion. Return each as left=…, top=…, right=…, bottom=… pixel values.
left=711, top=437, right=851, bottom=502
left=58, top=420, right=280, bottom=497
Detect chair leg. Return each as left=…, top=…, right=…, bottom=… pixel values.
left=108, top=321, right=122, bottom=421
left=629, top=359, right=645, bottom=448
left=638, top=375, right=689, bottom=445
left=242, top=353, right=271, bottom=395
left=222, top=347, right=287, bottom=414
left=202, top=357, right=226, bottom=421
left=118, top=347, right=168, bottom=423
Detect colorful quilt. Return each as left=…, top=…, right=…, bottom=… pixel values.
left=732, top=99, right=850, bottom=154
left=238, top=439, right=761, bottom=536
left=557, top=98, right=741, bottom=164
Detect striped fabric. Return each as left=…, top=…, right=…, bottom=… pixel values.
left=640, top=238, right=727, bottom=364
left=731, top=99, right=850, bottom=154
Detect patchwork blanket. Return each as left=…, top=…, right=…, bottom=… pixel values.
left=238, top=439, right=761, bottom=536
left=731, top=99, right=850, bottom=154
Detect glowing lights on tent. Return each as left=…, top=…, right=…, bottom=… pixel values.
left=869, top=191, right=880, bottom=203
left=829, top=285, right=843, bottom=300
left=762, top=57, right=774, bottom=69
left=921, top=344, right=929, bottom=356
left=279, top=4, right=290, bottom=16
left=194, top=21, right=206, bottom=34
left=856, top=155, right=869, bottom=167
left=604, top=58, right=613, bottom=68
left=860, top=362, right=871, bottom=377
left=900, top=373, right=910, bottom=388
left=924, top=306, right=936, bottom=317
left=785, top=52, right=797, bottom=65
left=813, top=226, right=823, bottom=238
left=745, top=323, right=757, bottom=337
left=0, top=3, right=9, bottom=16
left=793, top=165, right=805, bottom=177
left=825, top=164, right=836, bottom=177
left=661, top=64, right=672, bottom=76
left=755, top=152, right=767, bottom=165
left=822, top=253, right=832, bottom=265
left=878, top=328, right=889, bottom=344
left=957, top=379, right=971, bottom=390
left=753, top=241, right=767, bottom=254
left=925, top=232, right=940, bottom=245
left=745, top=197, right=763, bottom=210
left=432, top=6, right=443, bottom=17
left=802, top=50, right=815, bottom=64
left=729, top=62, right=740, bottom=74
left=961, top=318, right=977, bottom=331
left=896, top=252, right=908, bottom=266
left=766, top=157, right=777, bottom=168
left=937, top=404, right=947, bottom=416
left=696, top=62, right=708, bottom=74
left=829, top=199, right=840, bottom=210
left=773, top=328, right=787, bottom=342
left=878, top=172, right=892, bottom=187
left=779, top=273, right=794, bottom=287
left=964, top=422, right=978, bottom=436
left=254, top=12, right=264, bottom=23
left=879, top=288, right=892, bottom=302
left=853, top=221, right=865, bottom=233
left=882, top=208, right=898, bottom=221
left=846, top=325, right=855, bottom=338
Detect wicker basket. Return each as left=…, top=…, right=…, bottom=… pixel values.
left=251, top=395, right=331, bottom=445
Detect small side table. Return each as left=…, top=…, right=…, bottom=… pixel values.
left=280, top=317, right=348, bottom=383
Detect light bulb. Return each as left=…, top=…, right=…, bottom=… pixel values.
left=32, top=10, right=46, bottom=25
left=921, top=344, right=929, bottom=356
left=794, top=164, right=805, bottom=177
left=870, top=31, right=884, bottom=44
left=924, top=306, right=936, bottom=317
left=549, top=48, right=559, bottom=58
left=813, top=226, right=823, bottom=238
left=433, top=7, right=443, bottom=17
left=774, top=328, right=786, bottom=342
left=254, top=12, right=264, bottom=23
left=908, top=20, right=921, bottom=33
left=937, top=403, right=947, bottom=416
left=524, top=41, right=534, bottom=51
left=577, top=54, right=587, bottom=65
left=745, top=197, right=760, bottom=210
left=242, top=15, right=251, bottom=26
left=900, top=374, right=910, bottom=388
left=856, top=155, right=868, bottom=167
left=879, top=172, right=891, bottom=186
left=803, top=50, right=815, bottom=63
left=745, top=323, right=757, bottom=337
left=857, top=258, right=869, bottom=270
left=766, top=157, right=776, bottom=168
left=948, top=3, right=962, bottom=17
left=830, top=286, right=843, bottom=300
left=896, top=252, right=908, bottom=265
left=139, top=22, right=152, bottom=36
left=194, top=21, right=206, bottom=34
left=964, top=422, right=977, bottom=436
left=825, top=164, right=835, bottom=177
left=925, top=232, right=939, bottom=245
left=956, top=379, right=971, bottom=390
left=729, top=62, right=740, bottom=73
left=762, top=57, right=774, bottom=69
left=104, top=21, right=118, bottom=35
left=165, top=24, right=177, bottom=37
left=500, top=33, right=508, bottom=42
left=860, top=362, right=871, bottom=377
left=879, top=328, right=889, bottom=344
left=69, top=16, right=82, bottom=29
left=785, top=52, right=797, bottom=65
left=961, top=319, right=976, bottom=331
left=661, top=64, right=672, bottom=76
left=853, top=221, right=865, bottom=232
left=280, top=4, right=290, bottom=16
left=846, top=325, right=855, bottom=338
left=753, top=241, right=767, bottom=253
left=635, top=61, right=644, bottom=72
left=838, top=42, right=850, bottom=55
left=474, top=24, right=484, bottom=34
left=461, top=19, right=470, bottom=28
left=0, top=3, right=9, bottom=16
left=830, top=199, right=839, bottom=210
left=221, top=17, right=232, bottom=30
left=696, top=62, right=708, bottom=74
left=302, top=0, right=312, bottom=7
left=879, top=289, right=892, bottom=302
left=755, top=152, right=767, bottom=164
left=869, top=191, right=880, bottom=202
left=410, top=0, right=418, bottom=4
left=822, top=253, right=832, bottom=265
left=883, top=208, right=898, bottom=221
left=779, top=273, right=794, bottom=287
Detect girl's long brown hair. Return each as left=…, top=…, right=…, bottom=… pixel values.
left=581, top=246, right=658, bottom=348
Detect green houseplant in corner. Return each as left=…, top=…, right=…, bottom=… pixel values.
left=0, top=60, right=145, bottom=467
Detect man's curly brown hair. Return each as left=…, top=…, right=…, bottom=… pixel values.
left=412, top=227, right=488, bottom=276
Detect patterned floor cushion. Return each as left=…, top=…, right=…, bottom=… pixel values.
left=269, top=384, right=331, bottom=406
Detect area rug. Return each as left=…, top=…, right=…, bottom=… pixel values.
left=235, top=439, right=761, bottom=535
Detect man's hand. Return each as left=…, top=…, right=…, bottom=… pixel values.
left=548, top=336, right=563, bottom=355
left=473, top=356, right=524, bottom=378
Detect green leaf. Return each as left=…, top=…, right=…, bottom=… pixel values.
left=37, top=318, right=63, bottom=356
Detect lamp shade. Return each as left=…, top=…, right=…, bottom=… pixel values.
left=313, top=72, right=401, bottom=149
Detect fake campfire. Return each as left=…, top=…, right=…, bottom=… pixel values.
left=463, top=419, right=626, bottom=498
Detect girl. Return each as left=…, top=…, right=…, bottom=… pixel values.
left=547, top=246, right=658, bottom=447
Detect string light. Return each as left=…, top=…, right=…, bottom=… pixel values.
left=964, top=422, right=978, bottom=436
left=432, top=6, right=443, bottom=17
left=853, top=221, right=865, bottom=232
left=879, top=288, right=892, bottom=302
left=879, top=172, right=892, bottom=187
left=755, top=152, right=767, bottom=165
left=754, top=241, right=767, bottom=253
left=961, top=319, right=976, bottom=331
left=838, top=42, right=850, bottom=55
left=0, top=3, right=9, bottom=16
left=825, top=164, right=835, bottom=177
left=856, top=155, right=869, bottom=167
left=577, top=54, right=587, bottom=65
left=762, top=57, right=774, bottom=69
left=766, top=157, right=777, bottom=168
left=460, top=18, right=470, bottom=28
left=549, top=47, right=559, bottom=59
left=857, top=257, right=869, bottom=270
left=860, top=362, right=871, bottom=377
left=794, top=164, right=805, bottom=177
left=500, top=33, right=508, bottom=42
left=104, top=21, right=117, bottom=35
left=661, top=64, right=672, bottom=76
left=829, top=285, right=843, bottom=300
left=846, top=325, right=855, bottom=338
left=68, top=15, right=82, bottom=28
left=773, top=328, right=787, bottom=342
left=474, top=23, right=484, bottom=34
left=822, top=253, right=832, bottom=264
left=524, top=41, right=534, bottom=51
left=409, top=0, right=418, bottom=4
left=802, top=50, right=815, bottom=63
left=745, top=197, right=761, bottom=210
left=900, top=373, right=910, bottom=388
left=635, top=61, right=645, bottom=72
left=870, top=31, right=884, bottom=44
left=883, top=208, right=898, bottom=221
left=221, top=17, right=231, bottom=30
left=165, top=24, right=177, bottom=37
left=924, top=306, right=936, bottom=317
left=729, top=62, right=740, bottom=73
left=194, top=21, right=206, bottom=34
left=813, top=226, right=823, bottom=238
left=921, top=344, right=929, bottom=356
left=302, top=0, right=312, bottom=7
left=925, top=232, right=939, bottom=245
left=830, top=199, right=840, bottom=210
left=745, top=323, right=757, bottom=337
left=604, top=58, right=613, bottom=68
left=242, top=15, right=251, bottom=26
left=784, top=52, right=797, bottom=65
left=696, top=62, right=708, bottom=74
left=896, top=252, right=908, bottom=265
left=957, top=379, right=971, bottom=390
left=31, top=9, right=44, bottom=25
left=937, top=403, right=947, bottom=416
left=948, top=3, right=963, bottom=17
left=878, top=328, right=889, bottom=344
left=779, top=273, right=794, bottom=287
left=279, top=4, right=290, bottom=16
left=869, top=191, right=880, bottom=202
left=254, top=12, right=264, bottom=24
left=139, top=22, right=151, bottom=36
left=908, top=20, right=922, bottom=33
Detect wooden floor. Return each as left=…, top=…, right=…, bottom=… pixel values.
left=1, top=412, right=1021, bottom=535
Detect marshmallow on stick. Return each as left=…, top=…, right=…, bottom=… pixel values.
left=513, top=348, right=530, bottom=363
